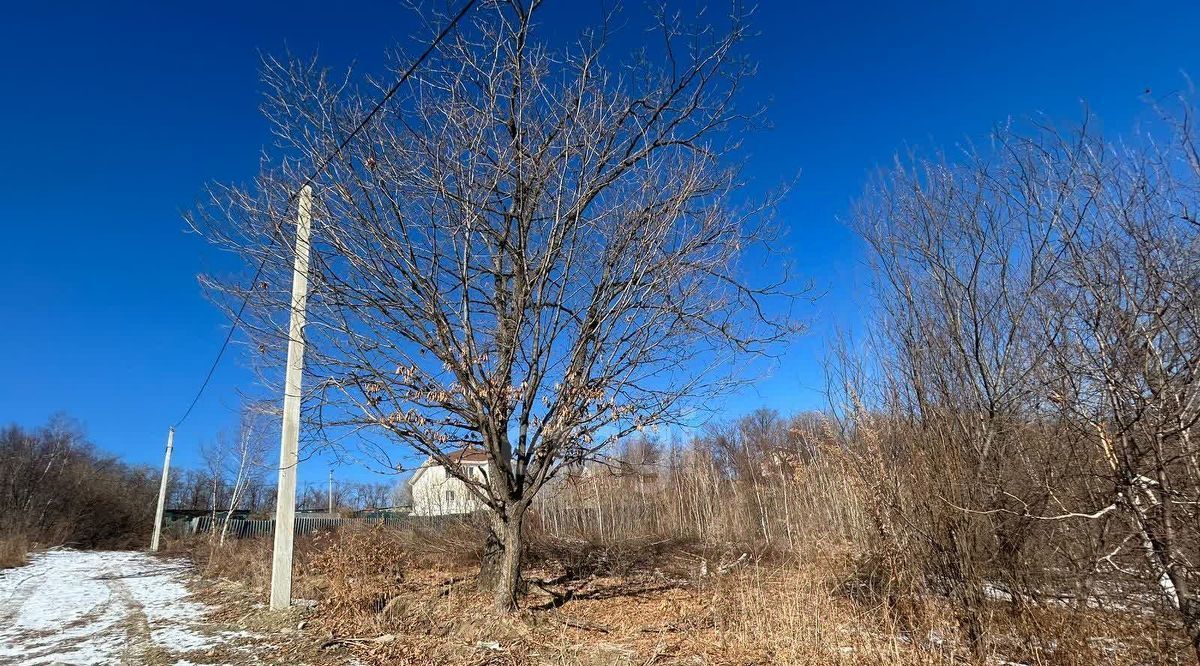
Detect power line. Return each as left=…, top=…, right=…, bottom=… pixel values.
left=172, top=261, right=268, bottom=429
left=172, top=0, right=479, bottom=429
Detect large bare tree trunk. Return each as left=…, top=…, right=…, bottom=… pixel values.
left=494, top=515, right=524, bottom=611
left=477, top=526, right=503, bottom=593
left=479, top=508, right=526, bottom=611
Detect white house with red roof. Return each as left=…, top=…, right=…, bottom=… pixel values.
left=407, top=447, right=489, bottom=516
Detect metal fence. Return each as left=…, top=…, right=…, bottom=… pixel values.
left=187, top=513, right=449, bottom=539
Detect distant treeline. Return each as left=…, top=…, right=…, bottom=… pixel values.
left=166, top=469, right=399, bottom=517
left=0, top=416, right=402, bottom=549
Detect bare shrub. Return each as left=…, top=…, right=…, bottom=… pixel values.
left=838, top=99, right=1200, bottom=660
left=185, top=534, right=323, bottom=603
left=309, top=525, right=410, bottom=633
left=0, top=533, right=30, bottom=569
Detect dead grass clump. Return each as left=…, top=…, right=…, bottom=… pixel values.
left=839, top=545, right=936, bottom=636
left=178, top=533, right=325, bottom=600
left=525, top=517, right=788, bottom=585
left=387, top=516, right=489, bottom=570
left=705, top=547, right=952, bottom=665
left=171, top=520, right=481, bottom=609
left=309, top=524, right=411, bottom=633
left=0, top=532, right=31, bottom=569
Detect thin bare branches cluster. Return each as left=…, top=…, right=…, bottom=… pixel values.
left=532, top=411, right=864, bottom=549
left=838, top=101, right=1200, bottom=657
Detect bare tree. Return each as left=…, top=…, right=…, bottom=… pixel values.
left=218, top=406, right=274, bottom=544
left=297, top=483, right=331, bottom=513
left=192, top=0, right=794, bottom=609
left=344, top=481, right=393, bottom=511
left=848, top=128, right=1080, bottom=650
left=392, top=477, right=413, bottom=510
left=199, top=439, right=229, bottom=533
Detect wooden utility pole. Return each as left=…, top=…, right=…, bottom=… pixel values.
left=150, top=427, right=175, bottom=551
left=327, top=468, right=334, bottom=515
left=269, top=185, right=313, bottom=611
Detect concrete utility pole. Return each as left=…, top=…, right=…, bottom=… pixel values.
left=327, top=468, right=334, bottom=515
left=150, top=427, right=175, bottom=551
left=269, top=185, right=313, bottom=611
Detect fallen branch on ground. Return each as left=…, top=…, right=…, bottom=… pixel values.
left=320, top=634, right=396, bottom=649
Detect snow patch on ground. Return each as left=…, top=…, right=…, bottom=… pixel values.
left=0, top=549, right=259, bottom=665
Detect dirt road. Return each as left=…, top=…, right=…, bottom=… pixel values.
left=0, top=550, right=262, bottom=665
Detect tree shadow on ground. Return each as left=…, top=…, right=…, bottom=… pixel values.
left=526, top=574, right=690, bottom=612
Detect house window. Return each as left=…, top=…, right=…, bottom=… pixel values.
left=446, top=490, right=455, bottom=502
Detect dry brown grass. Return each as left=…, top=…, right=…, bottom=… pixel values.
left=174, top=523, right=1193, bottom=665
left=163, top=533, right=326, bottom=601
left=166, top=458, right=1198, bottom=666
left=0, top=532, right=31, bottom=569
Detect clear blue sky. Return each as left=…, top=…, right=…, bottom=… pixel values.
left=2, top=1, right=1197, bottom=484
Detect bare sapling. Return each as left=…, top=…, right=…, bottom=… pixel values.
left=219, top=405, right=274, bottom=545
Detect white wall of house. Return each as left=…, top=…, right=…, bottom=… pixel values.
left=409, top=462, right=486, bottom=516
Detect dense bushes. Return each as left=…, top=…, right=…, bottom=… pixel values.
left=0, top=416, right=158, bottom=554
left=834, top=103, right=1200, bottom=660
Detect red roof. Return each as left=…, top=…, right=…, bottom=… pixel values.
left=446, top=447, right=489, bottom=464
left=407, top=447, right=490, bottom=487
